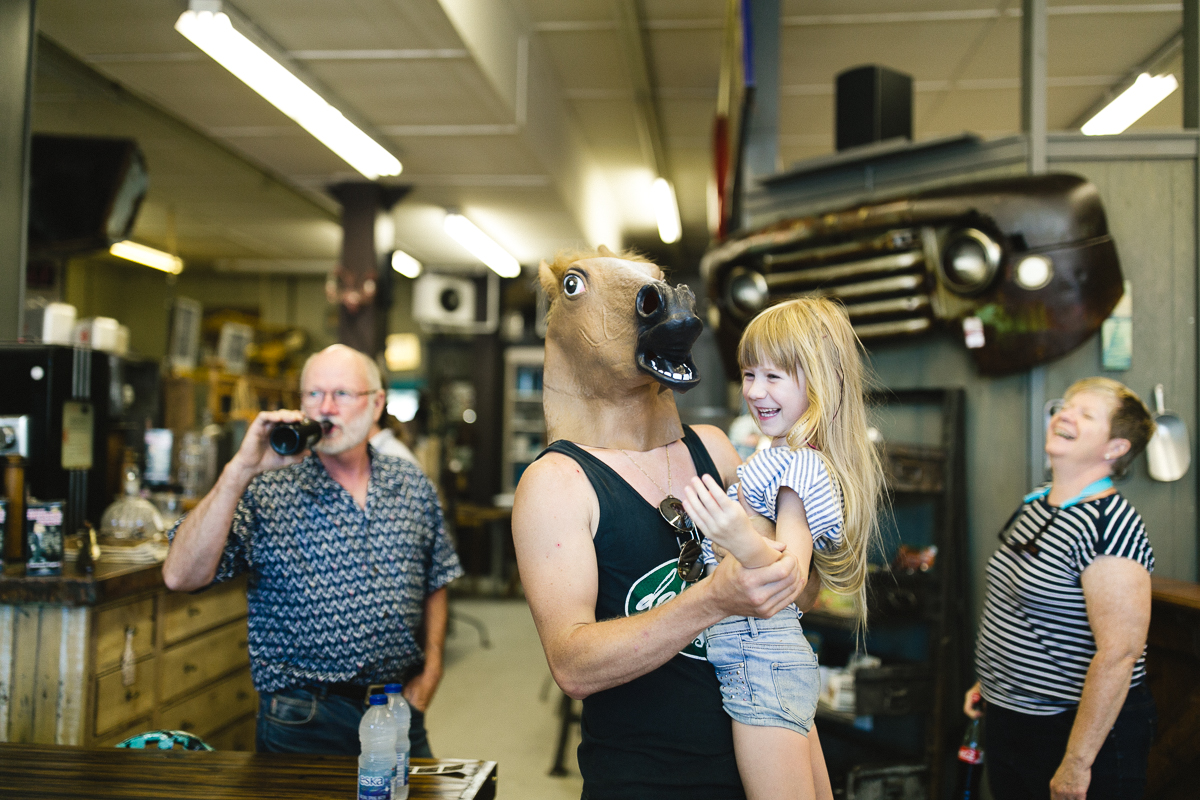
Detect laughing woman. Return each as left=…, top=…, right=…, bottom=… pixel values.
left=965, top=377, right=1157, bottom=800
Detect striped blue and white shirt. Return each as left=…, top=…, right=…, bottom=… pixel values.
left=701, top=446, right=844, bottom=566
left=975, top=491, right=1154, bottom=715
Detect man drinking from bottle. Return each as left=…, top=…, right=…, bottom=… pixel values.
left=163, top=344, right=462, bottom=756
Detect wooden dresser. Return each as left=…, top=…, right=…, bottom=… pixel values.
left=1145, top=576, right=1200, bottom=800
left=0, top=563, right=255, bottom=750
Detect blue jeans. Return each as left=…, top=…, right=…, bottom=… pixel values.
left=256, top=686, right=432, bottom=757
left=706, top=612, right=819, bottom=735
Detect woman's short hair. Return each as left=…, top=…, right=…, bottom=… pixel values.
left=1064, top=377, right=1155, bottom=478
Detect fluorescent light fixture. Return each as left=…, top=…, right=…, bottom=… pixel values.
left=390, top=249, right=422, bottom=279
left=110, top=240, right=184, bottom=274
left=1081, top=73, right=1179, bottom=136
left=652, top=177, right=681, bottom=244
left=175, top=3, right=401, bottom=179
left=443, top=213, right=521, bottom=278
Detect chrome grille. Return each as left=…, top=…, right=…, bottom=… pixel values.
left=725, top=226, right=934, bottom=340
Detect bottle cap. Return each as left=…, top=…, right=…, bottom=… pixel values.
left=368, top=694, right=388, bottom=705
left=384, top=683, right=403, bottom=694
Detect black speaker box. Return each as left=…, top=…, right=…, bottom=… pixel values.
left=835, top=65, right=913, bottom=151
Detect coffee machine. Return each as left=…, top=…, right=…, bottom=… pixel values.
left=0, top=344, right=115, bottom=538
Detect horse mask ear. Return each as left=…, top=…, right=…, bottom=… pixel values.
left=538, top=259, right=558, bottom=301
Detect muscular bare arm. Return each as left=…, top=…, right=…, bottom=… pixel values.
left=162, top=409, right=306, bottom=592
left=1049, top=556, right=1151, bottom=800
left=514, top=451, right=803, bottom=700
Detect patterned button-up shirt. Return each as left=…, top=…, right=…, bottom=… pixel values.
left=170, top=449, right=462, bottom=693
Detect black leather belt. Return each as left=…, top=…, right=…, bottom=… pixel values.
left=306, top=680, right=407, bottom=704
left=314, top=682, right=372, bottom=702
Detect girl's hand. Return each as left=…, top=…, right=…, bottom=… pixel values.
left=682, top=475, right=777, bottom=569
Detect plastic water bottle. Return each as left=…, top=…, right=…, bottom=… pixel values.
left=358, top=694, right=397, bottom=800
left=384, top=683, right=411, bottom=800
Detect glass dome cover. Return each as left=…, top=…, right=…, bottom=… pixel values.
left=100, top=463, right=165, bottom=540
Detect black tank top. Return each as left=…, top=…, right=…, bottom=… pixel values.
left=540, top=426, right=744, bottom=800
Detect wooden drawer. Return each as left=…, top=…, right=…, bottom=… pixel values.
left=94, top=597, right=155, bottom=673
left=94, top=657, right=156, bottom=736
left=160, top=619, right=249, bottom=702
left=205, top=714, right=257, bottom=752
left=160, top=668, right=257, bottom=737
left=162, top=578, right=248, bottom=646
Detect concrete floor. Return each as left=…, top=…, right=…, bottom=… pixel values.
left=426, top=597, right=584, bottom=800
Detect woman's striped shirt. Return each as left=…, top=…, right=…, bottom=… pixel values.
left=974, top=491, right=1154, bottom=715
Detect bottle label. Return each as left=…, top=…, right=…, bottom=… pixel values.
left=359, top=769, right=392, bottom=799
left=957, top=746, right=984, bottom=765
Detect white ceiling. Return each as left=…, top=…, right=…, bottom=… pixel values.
left=31, top=0, right=1186, bottom=276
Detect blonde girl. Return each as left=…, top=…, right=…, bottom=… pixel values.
left=681, top=297, right=884, bottom=800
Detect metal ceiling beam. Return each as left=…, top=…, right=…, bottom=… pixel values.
left=0, top=0, right=35, bottom=341
left=1023, top=0, right=1048, bottom=490
left=612, top=0, right=671, bottom=180
left=1183, top=1, right=1199, bottom=127
left=534, top=4, right=1180, bottom=32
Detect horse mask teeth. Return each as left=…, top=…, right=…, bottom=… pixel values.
left=539, top=247, right=703, bottom=452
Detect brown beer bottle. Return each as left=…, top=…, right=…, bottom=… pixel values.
left=4, top=456, right=27, bottom=566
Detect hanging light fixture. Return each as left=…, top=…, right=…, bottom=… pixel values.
left=110, top=241, right=184, bottom=274
left=443, top=213, right=521, bottom=278
left=652, top=177, right=681, bottom=244
left=390, top=249, right=422, bottom=279
left=175, top=1, right=401, bottom=179
left=1081, top=73, right=1179, bottom=136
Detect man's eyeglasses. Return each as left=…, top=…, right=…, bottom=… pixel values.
left=659, top=497, right=704, bottom=583
left=301, top=389, right=376, bottom=407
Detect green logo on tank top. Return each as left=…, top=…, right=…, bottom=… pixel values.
left=624, top=559, right=706, bottom=660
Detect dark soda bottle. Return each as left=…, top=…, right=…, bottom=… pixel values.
left=954, top=716, right=984, bottom=799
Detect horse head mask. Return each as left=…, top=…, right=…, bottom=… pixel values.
left=539, top=246, right=703, bottom=452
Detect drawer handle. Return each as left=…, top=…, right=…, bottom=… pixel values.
left=187, top=606, right=202, bottom=617
left=183, top=663, right=198, bottom=674
left=238, top=640, right=248, bottom=649
left=125, top=689, right=140, bottom=702
left=236, top=690, right=249, bottom=701
left=180, top=721, right=194, bottom=731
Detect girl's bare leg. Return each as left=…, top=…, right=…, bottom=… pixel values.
left=808, top=723, right=834, bottom=800
left=732, top=720, right=816, bottom=800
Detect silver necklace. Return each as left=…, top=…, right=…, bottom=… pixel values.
left=621, top=444, right=692, bottom=532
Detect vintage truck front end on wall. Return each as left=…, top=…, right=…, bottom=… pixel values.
left=702, top=173, right=1124, bottom=377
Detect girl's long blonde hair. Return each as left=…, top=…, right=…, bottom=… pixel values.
left=738, top=297, right=884, bottom=626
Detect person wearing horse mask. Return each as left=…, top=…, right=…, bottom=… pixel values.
left=513, top=247, right=808, bottom=799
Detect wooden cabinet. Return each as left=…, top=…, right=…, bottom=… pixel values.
left=0, top=573, right=255, bottom=750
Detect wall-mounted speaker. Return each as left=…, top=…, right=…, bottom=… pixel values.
left=835, top=65, right=913, bottom=152
left=28, top=134, right=149, bottom=256
left=412, top=272, right=499, bottom=333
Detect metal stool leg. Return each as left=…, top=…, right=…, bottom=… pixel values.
left=549, top=692, right=579, bottom=777
left=448, top=609, right=492, bottom=649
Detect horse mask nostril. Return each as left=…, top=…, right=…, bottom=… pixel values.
left=636, top=284, right=664, bottom=318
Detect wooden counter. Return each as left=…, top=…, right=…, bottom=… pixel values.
left=0, top=560, right=165, bottom=606
left=1, top=562, right=253, bottom=749
left=1145, top=576, right=1200, bottom=800
left=0, top=744, right=496, bottom=799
